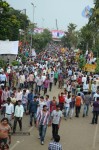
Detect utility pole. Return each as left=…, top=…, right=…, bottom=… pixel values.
left=23, top=9, right=26, bottom=45
left=42, top=18, right=45, bottom=28
left=56, top=19, right=58, bottom=30
left=31, top=3, right=36, bottom=49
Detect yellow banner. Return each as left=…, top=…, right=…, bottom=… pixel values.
left=83, top=64, right=97, bottom=72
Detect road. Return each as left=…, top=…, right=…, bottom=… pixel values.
left=7, top=85, right=99, bottom=150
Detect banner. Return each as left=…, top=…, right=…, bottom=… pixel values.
left=32, top=49, right=36, bottom=57
left=0, top=41, right=19, bottom=55
left=33, top=28, right=65, bottom=39
left=34, top=28, right=44, bottom=34
left=82, top=5, right=92, bottom=18
left=51, top=30, right=65, bottom=39
left=83, top=64, right=96, bottom=72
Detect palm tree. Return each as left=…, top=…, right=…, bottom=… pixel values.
left=68, top=23, right=77, bottom=33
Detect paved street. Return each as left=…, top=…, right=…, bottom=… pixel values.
left=0, top=1, right=99, bottom=150
left=9, top=85, right=99, bottom=150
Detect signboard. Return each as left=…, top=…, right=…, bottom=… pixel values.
left=84, top=64, right=97, bottom=72
left=33, top=28, right=65, bottom=39
left=60, top=48, right=66, bottom=53
left=0, top=41, right=19, bottom=55
left=34, top=28, right=44, bottom=34
left=51, top=30, right=65, bottom=39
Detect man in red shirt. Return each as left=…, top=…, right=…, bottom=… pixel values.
left=77, top=76, right=82, bottom=85
left=58, top=92, right=65, bottom=111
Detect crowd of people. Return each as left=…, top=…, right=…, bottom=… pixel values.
left=0, top=42, right=99, bottom=149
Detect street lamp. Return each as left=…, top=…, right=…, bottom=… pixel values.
left=31, top=3, right=36, bottom=24
left=20, top=9, right=27, bottom=44
left=31, top=2, right=36, bottom=49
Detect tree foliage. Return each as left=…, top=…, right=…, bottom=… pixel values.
left=95, top=58, right=99, bottom=73
left=78, top=55, right=86, bottom=69
left=61, top=23, right=78, bottom=49
left=0, top=0, right=29, bottom=40
left=32, top=29, right=52, bottom=50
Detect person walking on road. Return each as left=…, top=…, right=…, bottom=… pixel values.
left=43, top=76, right=50, bottom=95
left=0, top=118, right=11, bottom=147
left=1, top=98, right=14, bottom=128
left=49, top=74, right=54, bottom=92
left=64, top=94, right=71, bottom=120
left=13, top=100, right=24, bottom=133
left=91, top=97, right=99, bottom=124
left=36, top=105, right=50, bottom=145
left=75, top=93, right=82, bottom=117
left=58, top=93, right=65, bottom=111
left=48, top=135, right=62, bottom=150
left=83, top=92, right=91, bottom=117
left=29, top=96, right=39, bottom=126
left=54, top=71, right=58, bottom=86
left=50, top=105, right=62, bottom=140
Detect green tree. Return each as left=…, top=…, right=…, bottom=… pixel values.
left=32, top=29, right=52, bottom=51
left=95, top=58, right=99, bottom=73
left=0, top=0, right=29, bottom=41
left=89, top=0, right=99, bottom=29
left=78, top=55, right=86, bottom=69
left=87, top=0, right=99, bottom=55
left=79, top=24, right=93, bottom=51
left=61, top=23, right=78, bottom=48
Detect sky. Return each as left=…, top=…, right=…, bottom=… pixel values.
left=6, top=0, right=94, bottom=31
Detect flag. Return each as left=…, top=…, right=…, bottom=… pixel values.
left=82, top=6, right=92, bottom=18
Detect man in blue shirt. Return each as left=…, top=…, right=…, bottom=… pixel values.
left=27, top=89, right=34, bottom=109
left=29, top=96, right=39, bottom=126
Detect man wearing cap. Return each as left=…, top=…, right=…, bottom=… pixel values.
left=50, top=105, right=62, bottom=140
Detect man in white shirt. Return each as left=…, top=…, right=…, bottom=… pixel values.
left=13, top=100, right=24, bottom=133
left=83, top=82, right=89, bottom=94
left=34, top=69, right=37, bottom=76
left=19, top=73, right=25, bottom=89
left=45, top=95, right=51, bottom=111
left=2, top=98, right=14, bottom=126
left=91, top=81, right=97, bottom=98
left=15, top=88, right=22, bottom=101
left=64, top=96, right=71, bottom=119
left=42, top=73, right=46, bottom=83
left=93, top=90, right=99, bottom=101
left=0, top=72, right=7, bottom=86
left=37, top=96, right=46, bottom=115
left=36, top=75, right=43, bottom=94
left=50, top=105, right=62, bottom=140
left=82, top=75, right=87, bottom=84
left=29, top=72, right=34, bottom=89
left=73, top=73, right=77, bottom=81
